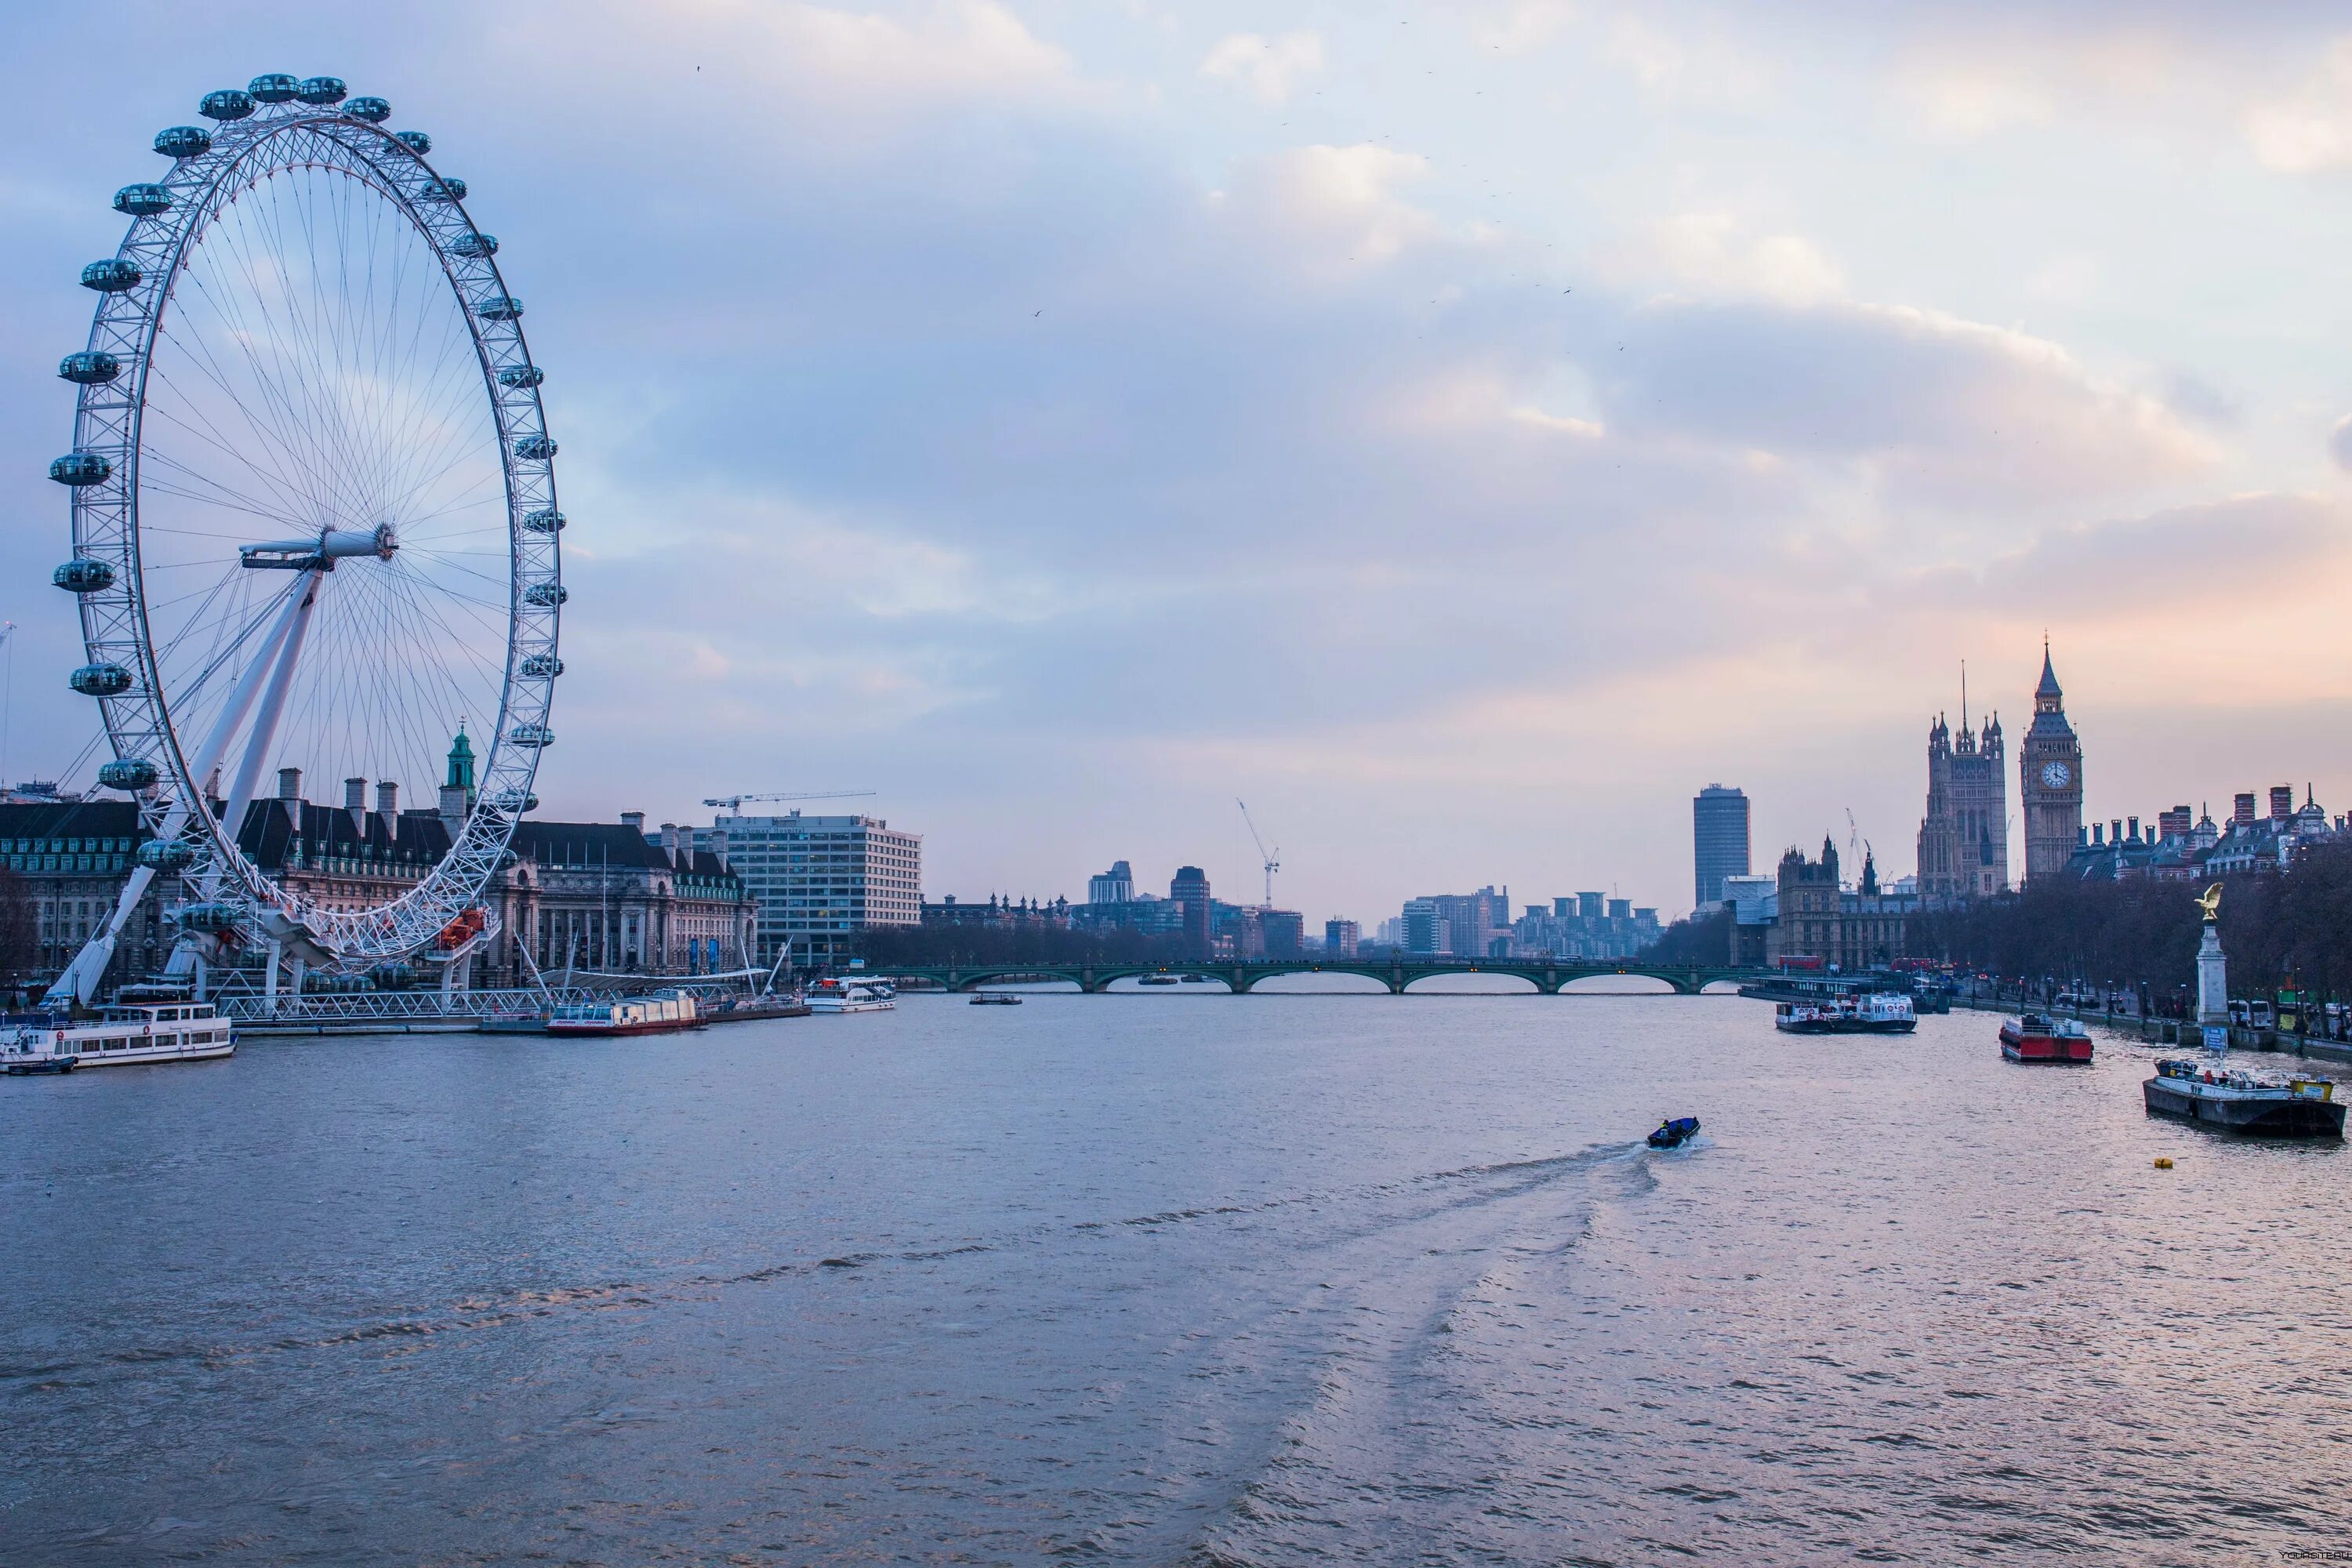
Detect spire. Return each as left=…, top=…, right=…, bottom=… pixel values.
left=1960, top=659, right=1969, bottom=732
left=445, top=724, right=475, bottom=792
left=2036, top=640, right=2062, bottom=701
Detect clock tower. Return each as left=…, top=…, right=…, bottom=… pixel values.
left=2020, top=641, right=2083, bottom=886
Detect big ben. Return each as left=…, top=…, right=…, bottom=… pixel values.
left=2020, top=641, right=2083, bottom=885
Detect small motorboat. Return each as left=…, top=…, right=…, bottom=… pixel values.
left=1647, top=1116, right=1700, bottom=1149
left=1136, top=975, right=1179, bottom=987
left=969, top=993, right=1023, bottom=1006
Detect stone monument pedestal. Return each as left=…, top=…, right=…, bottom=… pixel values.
left=2195, top=923, right=2229, bottom=1029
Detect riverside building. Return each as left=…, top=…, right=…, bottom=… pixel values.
left=701, top=810, right=922, bottom=973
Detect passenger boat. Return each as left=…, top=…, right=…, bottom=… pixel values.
left=969, top=993, right=1023, bottom=1006
left=1136, top=975, right=1179, bottom=987
left=1773, top=993, right=1915, bottom=1034
left=546, top=990, right=702, bottom=1037
left=2143, top=1058, right=2345, bottom=1138
left=1999, top=1013, right=2093, bottom=1063
left=1, top=1002, right=234, bottom=1074
left=808, top=978, right=895, bottom=1014
left=1647, top=1116, right=1700, bottom=1149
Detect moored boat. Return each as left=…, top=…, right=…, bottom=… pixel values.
left=1999, top=1013, right=2093, bottom=1064
left=808, top=978, right=895, bottom=1014
left=546, top=989, right=702, bottom=1037
left=1773, top=992, right=1915, bottom=1035
left=969, top=993, right=1023, bottom=1006
left=2143, top=1058, right=2344, bottom=1138
left=1136, top=975, right=1179, bottom=987
left=2, top=1002, right=234, bottom=1073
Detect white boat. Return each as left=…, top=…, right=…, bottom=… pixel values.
left=2, top=1001, right=235, bottom=1074
left=808, top=977, right=895, bottom=1014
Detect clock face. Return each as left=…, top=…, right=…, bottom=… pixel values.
left=2041, top=760, right=2072, bottom=789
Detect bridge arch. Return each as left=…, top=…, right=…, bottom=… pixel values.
left=1561, top=972, right=1679, bottom=996
left=1399, top=969, right=1544, bottom=995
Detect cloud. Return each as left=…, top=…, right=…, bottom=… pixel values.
left=1606, top=16, right=1768, bottom=106
left=1214, top=143, right=1439, bottom=273
left=2245, top=38, right=2352, bottom=171
left=1614, top=212, right=1846, bottom=305
left=1200, top=31, right=1325, bottom=104
left=1472, top=1, right=1574, bottom=53
left=1606, top=301, right=2221, bottom=510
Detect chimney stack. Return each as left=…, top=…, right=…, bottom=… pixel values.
left=2234, top=792, right=2256, bottom=828
left=620, top=811, right=646, bottom=833
left=2270, top=785, right=2294, bottom=821
left=345, top=777, right=366, bottom=811
left=278, top=767, right=303, bottom=802
left=2127, top=815, right=2139, bottom=843
left=377, top=780, right=398, bottom=816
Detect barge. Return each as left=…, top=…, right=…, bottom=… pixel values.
left=2000, top=1013, right=2094, bottom=1064
left=2143, top=1058, right=2343, bottom=1138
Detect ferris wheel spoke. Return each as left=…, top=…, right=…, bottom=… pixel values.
left=170, top=257, right=347, bottom=528
left=139, top=394, right=321, bottom=528
left=383, top=554, right=510, bottom=689
left=143, top=343, right=321, bottom=515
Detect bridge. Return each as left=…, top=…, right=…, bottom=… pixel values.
left=876, top=958, right=1762, bottom=996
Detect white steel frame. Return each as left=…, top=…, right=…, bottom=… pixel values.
left=53, top=93, right=560, bottom=1000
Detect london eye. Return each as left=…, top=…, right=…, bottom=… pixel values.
left=46, top=73, right=563, bottom=1003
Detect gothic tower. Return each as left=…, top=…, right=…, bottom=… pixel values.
left=1916, top=678, right=2010, bottom=899
left=2020, top=642, right=2084, bottom=886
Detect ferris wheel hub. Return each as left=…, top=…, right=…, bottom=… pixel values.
left=238, top=523, right=397, bottom=570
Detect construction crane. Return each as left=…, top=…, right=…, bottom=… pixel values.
left=1845, top=807, right=1873, bottom=886
left=702, top=789, right=875, bottom=811
left=1237, top=798, right=1279, bottom=909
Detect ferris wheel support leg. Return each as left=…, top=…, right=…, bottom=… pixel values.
left=162, top=576, right=321, bottom=982
left=220, top=572, right=321, bottom=861
left=45, top=580, right=314, bottom=1009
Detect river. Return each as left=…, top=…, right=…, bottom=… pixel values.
left=4, top=989, right=2347, bottom=1565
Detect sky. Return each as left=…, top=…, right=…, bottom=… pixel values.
left=5, top=1, right=2352, bottom=928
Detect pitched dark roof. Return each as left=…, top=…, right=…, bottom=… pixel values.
left=235, top=800, right=451, bottom=870
left=0, top=800, right=143, bottom=842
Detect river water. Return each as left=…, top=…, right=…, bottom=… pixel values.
left=4, top=989, right=2349, bottom=1566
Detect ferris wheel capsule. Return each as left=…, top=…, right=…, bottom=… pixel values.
left=346, top=96, right=391, bottom=123
left=59, top=351, right=122, bottom=384
left=248, top=73, right=300, bottom=103
left=154, top=125, right=212, bottom=158
left=201, top=89, right=256, bottom=121
left=113, top=183, right=173, bottom=217
left=98, top=759, right=159, bottom=791
left=137, top=840, right=196, bottom=872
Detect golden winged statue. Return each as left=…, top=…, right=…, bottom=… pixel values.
left=2194, top=883, right=2222, bottom=924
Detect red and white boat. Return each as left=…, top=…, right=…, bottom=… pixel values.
left=546, top=990, right=702, bottom=1037
left=1999, top=1013, right=2092, bottom=1064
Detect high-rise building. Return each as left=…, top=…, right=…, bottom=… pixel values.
left=1401, top=898, right=1446, bottom=956
left=1260, top=909, right=1305, bottom=956
left=2018, top=643, right=2083, bottom=887
left=1919, top=681, right=2009, bottom=899
left=702, top=810, right=921, bottom=971
left=1171, top=866, right=1212, bottom=955
left=1416, top=887, right=1508, bottom=959
left=1324, top=919, right=1359, bottom=957
left=1692, top=785, right=1751, bottom=908
left=1087, top=860, right=1134, bottom=905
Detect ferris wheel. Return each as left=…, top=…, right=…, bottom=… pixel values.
left=45, top=74, right=563, bottom=1004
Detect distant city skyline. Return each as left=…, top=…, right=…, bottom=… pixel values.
left=9, top=6, right=2352, bottom=926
